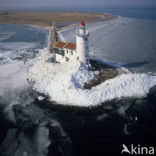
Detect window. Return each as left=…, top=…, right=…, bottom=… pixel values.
left=71, top=51, right=73, bottom=55
left=54, top=48, right=64, bottom=56
left=65, top=57, right=69, bottom=62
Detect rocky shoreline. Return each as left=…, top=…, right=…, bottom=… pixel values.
left=84, top=59, right=127, bottom=89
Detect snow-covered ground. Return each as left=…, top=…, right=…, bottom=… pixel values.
left=29, top=17, right=156, bottom=106
left=1, top=18, right=156, bottom=108
left=29, top=53, right=156, bottom=106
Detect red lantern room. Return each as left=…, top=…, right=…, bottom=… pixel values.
left=80, top=20, right=85, bottom=26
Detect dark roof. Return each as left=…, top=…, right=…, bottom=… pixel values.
left=54, top=41, right=76, bottom=51
left=64, top=42, right=76, bottom=51
left=54, top=41, right=66, bottom=49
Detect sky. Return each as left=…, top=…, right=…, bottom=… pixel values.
left=0, top=0, right=156, bottom=8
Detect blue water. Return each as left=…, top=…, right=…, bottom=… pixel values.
left=84, top=6, right=156, bottom=20
left=0, top=24, right=48, bottom=63
left=0, top=24, right=48, bottom=47
left=36, top=5, right=156, bottom=20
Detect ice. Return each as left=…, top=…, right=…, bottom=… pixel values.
left=0, top=25, right=50, bottom=122
left=0, top=42, right=38, bottom=51
left=34, top=126, right=50, bottom=155
left=59, top=17, right=156, bottom=73
left=1, top=18, right=156, bottom=108
left=0, top=32, right=16, bottom=41
left=0, top=61, right=36, bottom=121
left=57, top=31, right=67, bottom=42
left=0, top=61, right=29, bottom=95
left=0, top=48, right=49, bottom=110
left=37, top=96, right=45, bottom=101
left=29, top=17, right=156, bottom=106
left=28, top=17, right=156, bottom=106
left=29, top=53, right=156, bottom=106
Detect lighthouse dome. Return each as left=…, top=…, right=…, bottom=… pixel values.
left=80, top=20, right=85, bottom=26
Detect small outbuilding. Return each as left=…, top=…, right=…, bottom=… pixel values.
left=53, top=41, right=77, bottom=63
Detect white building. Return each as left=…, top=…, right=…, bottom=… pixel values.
left=53, top=20, right=89, bottom=64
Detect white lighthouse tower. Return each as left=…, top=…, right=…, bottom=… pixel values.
left=76, top=20, right=89, bottom=65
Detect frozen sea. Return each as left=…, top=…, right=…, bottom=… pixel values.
left=0, top=24, right=49, bottom=107
left=0, top=9, right=156, bottom=156
left=59, top=17, right=156, bottom=73
left=0, top=17, right=156, bottom=100
left=0, top=24, right=48, bottom=63
left=0, top=11, right=156, bottom=118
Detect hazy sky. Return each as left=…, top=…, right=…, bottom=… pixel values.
left=0, top=0, right=156, bottom=8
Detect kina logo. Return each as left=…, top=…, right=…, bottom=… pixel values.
left=121, top=144, right=131, bottom=154
left=121, top=144, right=155, bottom=155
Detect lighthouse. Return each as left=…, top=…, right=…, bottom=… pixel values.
left=53, top=20, right=89, bottom=65
left=76, top=20, right=89, bottom=65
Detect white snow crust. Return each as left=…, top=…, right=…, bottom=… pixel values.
left=29, top=53, right=156, bottom=106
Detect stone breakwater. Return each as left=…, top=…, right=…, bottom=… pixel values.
left=49, top=26, right=58, bottom=54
